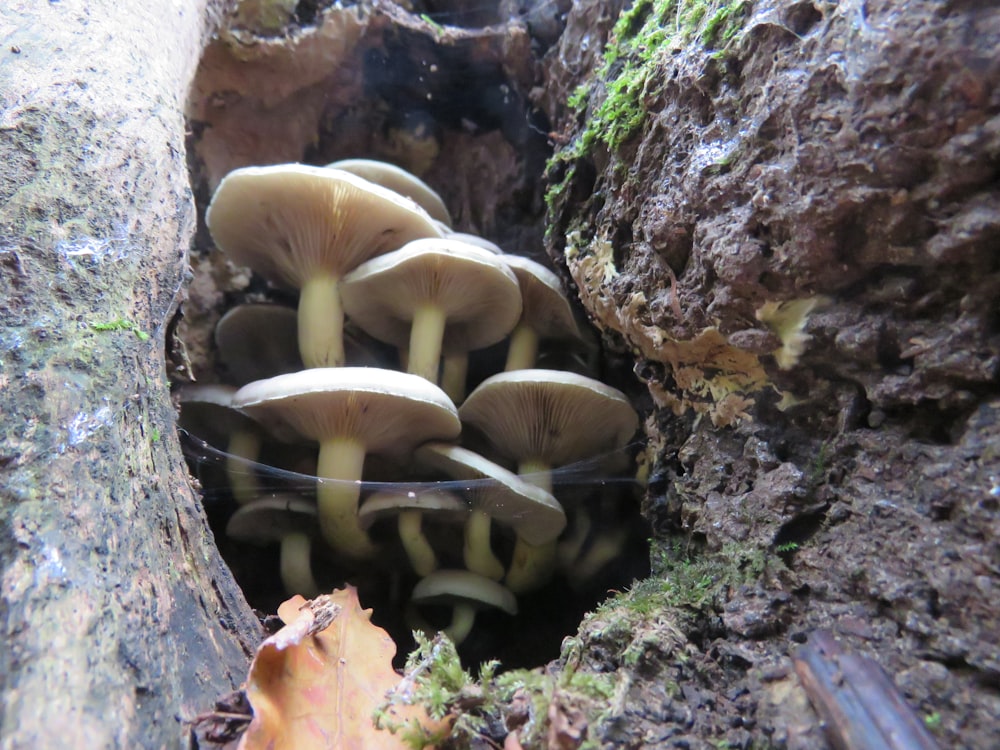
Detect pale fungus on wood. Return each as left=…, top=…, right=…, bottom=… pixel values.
left=190, top=159, right=643, bottom=646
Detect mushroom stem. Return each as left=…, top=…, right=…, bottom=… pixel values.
left=298, top=273, right=345, bottom=368
left=316, top=436, right=376, bottom=558
left=568, top=527, right=629, bottom=589
left=504, top=324, right=539, bottom=371
left=505, top=538, right=558, bottom=594
left=518, top=459, right=553, bottom=495
left=441, top=353, right=468, bottom=403
left=408, top=302, right=447, bottom=383
left=279, top=531, right=320, bottom=597
left=557, top=511, right=592, bottom=569
left=446, top=602, right=478, bottom=645
left=399, top=510, right=437, bottom=577
left=504, top=458, right=557, bottom=593
left=464, top=509, right=505, bottom=581
left=226, top=428, right=262, bottom=505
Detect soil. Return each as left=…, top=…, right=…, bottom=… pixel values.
left=179, top=0, right=999, bottom=748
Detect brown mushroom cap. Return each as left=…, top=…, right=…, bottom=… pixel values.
left=340, top=238, right=522, bottom=382
left=231, top=367, right=460, bottom=454
left=207, top=164, right=441, bottom=288
left=326, top=158, right=452, bottom=227
left=414, top=442, right=565, bottom=545
left=458, top=369, right=639, bottom=469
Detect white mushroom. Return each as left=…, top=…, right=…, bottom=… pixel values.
left=459, top=370, right=638, bottom=592
left=358, top=488, right=467, bottom=577
left=227, top=495, right=320, bottom=597
left=326, top=158, right=452, bottom=227
left=206, top=164, right=441, bottom=368
left=177, top=384, right=262, bottom=505
left=414, top=442, right=565, bottom=582
left=408, top=569, right=518, bottom=645
left=233, top=368, right=460, bottom=559
left=340, top=238, right=522, bottom=387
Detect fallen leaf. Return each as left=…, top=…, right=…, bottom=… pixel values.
left=238, top=587, right=444, bottom=750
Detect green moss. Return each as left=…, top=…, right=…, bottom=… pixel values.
left=924, top=711, right=943, bottom=732
left=577, top=0, right=749, bottom=152
left=566, top=83, right=591, bottom=111
left=703, top=1, right=748, bottom=46
left=545, top=0, right=752, bottom=212
left=609, top=538, right=775, bottom=623
left=89, top=318, right=150, bottom=341
left=419, top=13, right=445, bottom=32
left=377, top=631, right=619, bottom=750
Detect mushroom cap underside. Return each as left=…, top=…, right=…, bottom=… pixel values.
left=226, top=496, right=318, bottom=543
left=340, top=238, right=522, bottom=352
left=326, top=158, right=451, bottom=227
left=414, top=442, right=566, bottom=544
left=207, top=164, right=442, bottom=289
left=411, top=569, right=518, bottom=615
left=358, top=488, right=468, bottom=529
left=233, top=367, right=460, bottom=454
left=459, top=369, right=639, bottom=467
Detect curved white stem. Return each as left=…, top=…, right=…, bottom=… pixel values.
left=279, top=532, right=319, bottom=597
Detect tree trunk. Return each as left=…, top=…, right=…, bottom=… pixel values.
left=0, top=1, right=260, bottom=747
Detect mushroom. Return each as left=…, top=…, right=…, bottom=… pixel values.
left=358, top=488, right=467, bottom=577
left=500, top=255, right=583, bottom=371
left=177, top=384, right=262, bottom=505
left=232, top=368, right=461, bottom=559
left=216, top=303, right=385, bottom=381
left=414, top=442, right=565, bottom=582
left=408, top=569, right=518, bottom=645
left=442, top=231, right=502, bottom=254
left=206, top=164, right=441, bottom=369
left=340, top=238, right=522, bottom=387
left=458, top=370, right=638, bottom=592
left=214, top=304, right=303, bottom=385
left=433, top=233, right=501, bottom=400
left=326, top=158, right=452, bottom=228
left=226, top=495, right=320, bottom=597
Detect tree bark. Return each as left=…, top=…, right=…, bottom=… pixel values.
left=0, top=1, right=261, bottom=747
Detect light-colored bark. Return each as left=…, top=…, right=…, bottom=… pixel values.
left=0, top=1, right=260, bottom=747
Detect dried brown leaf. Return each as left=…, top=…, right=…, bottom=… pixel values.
left=238, top=587, right=443, bottom=750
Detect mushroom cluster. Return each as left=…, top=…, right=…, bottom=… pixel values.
left=182, top=159, right=641, bottom=647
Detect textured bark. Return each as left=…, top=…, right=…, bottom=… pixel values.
left=0, top=1, right=260, bottom=747
left=542, top=0, right=1000, bottom=747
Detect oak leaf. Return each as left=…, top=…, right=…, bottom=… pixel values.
left=238, top=587, right=444, bottom=750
